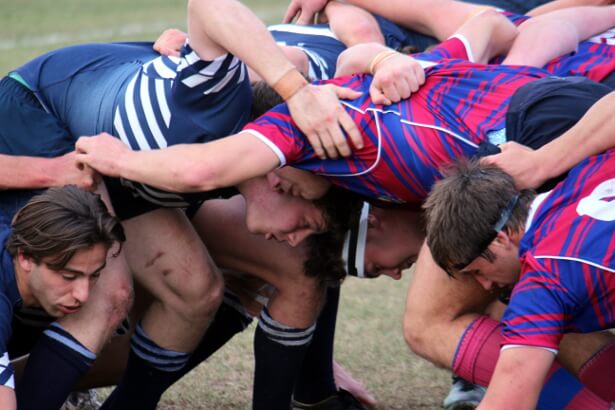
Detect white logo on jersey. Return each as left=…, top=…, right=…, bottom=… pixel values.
left=576, top=178, right=615, bottom=221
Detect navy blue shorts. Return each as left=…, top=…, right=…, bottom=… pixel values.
left=506, top=76, right=612, bottom=190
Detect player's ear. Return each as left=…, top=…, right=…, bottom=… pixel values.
left=16, top=249, right=34, bottom=274
left=493, top=230, right=513, bottom=249
left=368, top=212, right=380, bottom=230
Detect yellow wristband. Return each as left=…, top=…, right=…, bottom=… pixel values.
left=368, top=49, right=398, bottom=75
left=272, top=69, right=308, bottom=101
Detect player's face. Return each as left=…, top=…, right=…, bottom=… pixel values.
left=363, top=210, right=425, bottom=279
left=460, top=242, right=521, bottom=293
left=24, top=243, right=109, bottom=317
left=245, top=189, right=327, bottom=247
left=266, top=168, right=331, bottom=200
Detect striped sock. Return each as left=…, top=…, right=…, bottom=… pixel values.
left=452, top=316, right=611, bottom=409
left=578, top=340, right=615, bottom=402
left=293, top=286, right=340, bottom=404
left=253, top=307, right=316, bottom=410
left=17, top=322, right=96, bottom=410
left=100, top=322, right=191, bottom=410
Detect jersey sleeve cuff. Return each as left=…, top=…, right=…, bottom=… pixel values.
left=242, top=129, right=287, bottom=167
left=501, top=344, right=558, bottom=356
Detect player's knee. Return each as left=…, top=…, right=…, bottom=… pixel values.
left=172, top=265, right=224, bottom=322
left=106, top=276, right=134, bottom=330
left=402, top=310, right=431, bottom=358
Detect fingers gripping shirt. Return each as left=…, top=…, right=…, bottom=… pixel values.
left=502, top=150, right=615, bottom=350
left=244, top=37, right=547, bottom=204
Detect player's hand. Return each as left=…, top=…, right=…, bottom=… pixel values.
left=75, top=133, right=131, bottom=178
left=153, top=28, right=187, bottom=57
left=480, top=141, right=545, bottom=190
left=370, top=53, right=425, bottom=105
left=333, top=361, right=378, bottom=409
left=286, top=83, right=363, bottom=159
left=54, top=151, right=99, bottom=191
left=283, top=0, right=329, bottom=24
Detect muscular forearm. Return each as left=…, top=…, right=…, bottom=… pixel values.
left=188, top=0, right=296, bottom=86
left=343, top=0, right=475, bottom=40
left=0, top=155, right=68, bottom=190
left=77, top=132, right=279, bottom=193
left=336, top=42, right=389, bottom=77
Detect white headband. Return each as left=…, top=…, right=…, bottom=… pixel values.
left=342, top=202, right=370, bottom=278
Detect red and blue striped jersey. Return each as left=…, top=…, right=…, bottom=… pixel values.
left=244, top=38, right=548, bottom=204
left=502, top=150, right=615, bottom=350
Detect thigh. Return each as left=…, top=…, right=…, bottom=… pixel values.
left=121, top=208, right=218, bottom=302
left=406, top=243, right=494, bottom=322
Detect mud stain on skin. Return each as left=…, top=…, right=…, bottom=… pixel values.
left=145, top=251, right=164, bottom=268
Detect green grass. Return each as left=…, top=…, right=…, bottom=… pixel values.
left=0, top=0, right=287, bottom=74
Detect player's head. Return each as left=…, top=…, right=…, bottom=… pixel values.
left=251, top=80, right=284, bottom=120
left=6, top=185, right=125, bottom=316
left=238, top=176, right=362, bottom=247
left=343, top=203, right=425, bottom=280
left=424, top=160, right=533, bottom=289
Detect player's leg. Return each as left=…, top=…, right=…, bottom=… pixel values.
left=404, top=244, right=612, bottom=407
left=527, top=0, right=615, bottom=17
left=101, top=208, right=223, bottom=410
left=253, top=272, right=325, bottom=409
left=504, top=5, right=615, bottom=66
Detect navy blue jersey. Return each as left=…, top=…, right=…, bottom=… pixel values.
left=0, top=219, right=22, bottom=389
left=269, top=24, right=346, bottom=80
left=15, top=42, right=252, bottom=149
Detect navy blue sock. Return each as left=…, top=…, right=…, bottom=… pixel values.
left=100, top=322, right=191, bottom=410
left=253, top=307, right=316, bottom=410
left=17, top=322, right=96, bottom=410
left=293, top=286, right=340, bottom=404
left=181, top=292, right=253, bottom=373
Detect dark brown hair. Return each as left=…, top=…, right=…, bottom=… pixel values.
left=303, top=186, right=363, bottom=285
left=6, top=185, right=125, bottom=270
left=423, top=159, right=534, bottom=277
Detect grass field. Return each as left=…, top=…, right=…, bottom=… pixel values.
left=2, top=1, right=452, bottom=408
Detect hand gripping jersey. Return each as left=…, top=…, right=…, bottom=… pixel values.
left=502, top=150, right=615, bottom=351
left=244, top=37, right=548, bottom=204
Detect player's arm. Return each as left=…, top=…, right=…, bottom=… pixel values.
left=338, top=0, right=481, bottom=41
left=0, top=386, right=15, bottom=410
left=336, top=42, right=425, bottom=105
left=323, top=1, right=384, bottom=47
left=0, top=152, right=96, bottom=191
left=478, top=346, right=554, bottom=410
left=283, top=0, right=330, bottom=25
left=482, top=91, right=615, bottom=190
left=75, top=132, right=279, bottom=193
left=188, top=0, right=363, bottom=160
